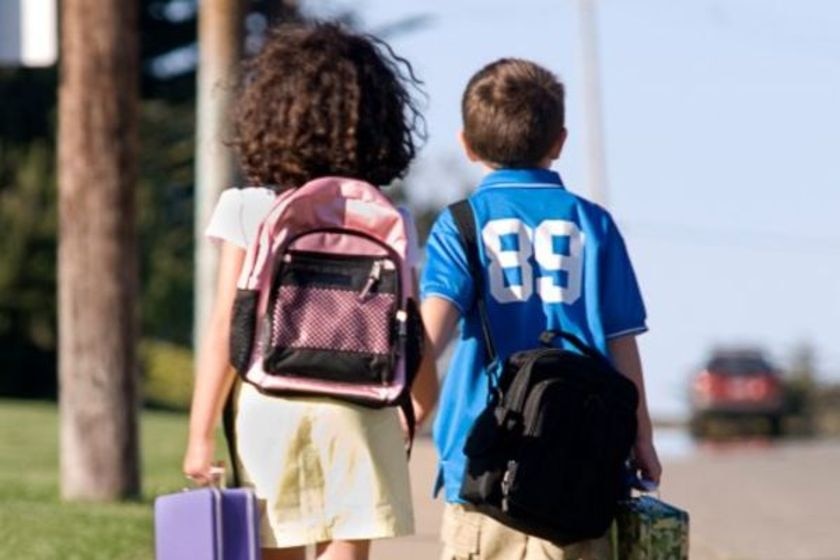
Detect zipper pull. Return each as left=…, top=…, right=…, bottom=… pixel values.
left=395, top=310, right=408, bottom=338
left=501, top=460, right=516, bottom=512
left=358, top=260, right=383, bottom=301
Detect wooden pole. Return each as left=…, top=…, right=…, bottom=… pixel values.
left=58, top=0, right=140, bottom=500
left=578, top=0, right=609, bottom=207
left=194, top=0, right=242, bottom=352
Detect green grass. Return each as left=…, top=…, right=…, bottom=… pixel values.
left=0, top=399, right=219, bottom=559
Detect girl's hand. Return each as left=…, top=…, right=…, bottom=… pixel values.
left=631, top=438, right=662, bottom=486
left=183, top=437, right=216, bottom=486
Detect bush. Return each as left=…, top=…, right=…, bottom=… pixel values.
left=814, top=384, right=840, bottom=437
left=140, top=339, right=193, bottom=411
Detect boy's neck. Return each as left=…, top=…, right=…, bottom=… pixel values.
left=479, top=161, right=555, bottom=174
left=478, top=152, right=557, bottom=174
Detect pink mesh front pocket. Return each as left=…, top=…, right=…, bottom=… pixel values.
left=270, top=286, right=395, bottom=354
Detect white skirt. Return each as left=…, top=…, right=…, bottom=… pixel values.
left=234, top=382, right=415, bottom=548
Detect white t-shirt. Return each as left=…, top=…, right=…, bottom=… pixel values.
left=204, top=186, right=421, bottom=269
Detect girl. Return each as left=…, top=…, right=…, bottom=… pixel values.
left=183, top=22, right=438, bottom=560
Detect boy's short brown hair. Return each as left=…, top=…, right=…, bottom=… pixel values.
left=462, top=58, right=565, bottom=168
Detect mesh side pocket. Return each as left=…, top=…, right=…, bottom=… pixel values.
left=404, top=298, right=425, bottom=385
left=229, top=289, right=259, bottom=374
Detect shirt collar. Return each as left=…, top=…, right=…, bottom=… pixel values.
left=479, top=168, right=565, bottom=190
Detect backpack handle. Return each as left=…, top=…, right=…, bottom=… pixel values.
left=539, top=330, right=609, bottom=364
left=498, top=329, right=616, bottom=421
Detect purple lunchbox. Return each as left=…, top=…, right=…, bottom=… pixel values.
left=154, top=487, right=261, bottom=560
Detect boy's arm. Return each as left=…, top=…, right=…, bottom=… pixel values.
left=411, top=296, right=460, bottom=425
left=422, top=296, right=460, bottom=358
left=608, top=334, right=662, bottom=485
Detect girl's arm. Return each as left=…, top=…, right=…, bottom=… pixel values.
left=607, top=334, right=662, bottom=485
left=183, top=241, right=246, bottom=484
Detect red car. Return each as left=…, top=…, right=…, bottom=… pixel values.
left=689, top=349, right=785, bottom=437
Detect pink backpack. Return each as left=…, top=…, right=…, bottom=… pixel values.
left=228, top=176, right=423, bottom=442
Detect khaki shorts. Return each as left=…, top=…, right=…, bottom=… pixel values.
left=440, top=504, right=612, bottom=560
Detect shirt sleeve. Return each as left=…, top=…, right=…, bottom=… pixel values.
left=420, top=208, right=474, bottom=315
left=204, top=189, right=249, bottom=249
left=600, top=215, right=648, bottom=338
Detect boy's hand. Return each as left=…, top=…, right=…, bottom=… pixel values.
left=631, top=439, right=662, bottom=486
left=183, top=437, right=216, bottom=486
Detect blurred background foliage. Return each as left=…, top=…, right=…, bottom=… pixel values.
left=0, top=0, right=441, bottom=409
left=0, top=64, right=60, bottom=398
left=2, top=1, right=211, bottom=405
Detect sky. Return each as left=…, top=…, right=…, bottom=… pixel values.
left=323, top=0, right=840, bottom=418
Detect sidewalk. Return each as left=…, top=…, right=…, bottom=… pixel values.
left=370, top=435, right=840, bottom=560
left=371, top=436, right=443, bottom=559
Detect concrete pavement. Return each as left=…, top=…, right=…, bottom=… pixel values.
left=369, top=435, right=840, bottom=560
left=372, top=437, right=442, bottom=559
left=661, top=438, right=840, bottom=560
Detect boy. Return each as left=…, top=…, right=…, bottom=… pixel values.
left=419, top=58, right=661, bottom=560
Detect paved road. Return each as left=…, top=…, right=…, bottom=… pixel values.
left=370, top=435, right=840, bottom=560
left=661, top=438, right=840, bottom=560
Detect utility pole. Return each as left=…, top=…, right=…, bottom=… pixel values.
left=578, top=0, right=609, bottom=207
left=265, top=0, right=301, bottom=23
left=194, top=0, right=242, bottom=351
left=58, top=0, right=140, bottom=500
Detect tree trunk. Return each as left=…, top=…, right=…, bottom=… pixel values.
left=58, top=0, right=140, bottom=500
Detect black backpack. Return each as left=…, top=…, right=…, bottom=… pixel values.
left=450, top=200, right=639, bottom=545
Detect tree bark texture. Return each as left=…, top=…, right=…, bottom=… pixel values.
left=58, top=0, right=140, bottom=500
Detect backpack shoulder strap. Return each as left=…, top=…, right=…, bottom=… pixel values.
left=447, top=200, right=499, bottom=368
left=397, top=391, right=416, bottom=458
left=222, top=382, right=242, bottom=487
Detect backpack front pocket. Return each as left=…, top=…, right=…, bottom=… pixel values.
left=263, top=252, right=398, bottom=385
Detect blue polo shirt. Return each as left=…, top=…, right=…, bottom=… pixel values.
left=420, top=168, right=647, bottom=502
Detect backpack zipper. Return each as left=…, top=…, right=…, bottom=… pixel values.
left=500, top=361, right=558, bottom=512
left=278, top=227, right=404, bottom=305
left=358, top=260, right=384, bottom=301
left=501, top=459, right=518, bottom=512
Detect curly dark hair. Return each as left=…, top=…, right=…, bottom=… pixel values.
left=232, top=22, right=425, bottom=189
